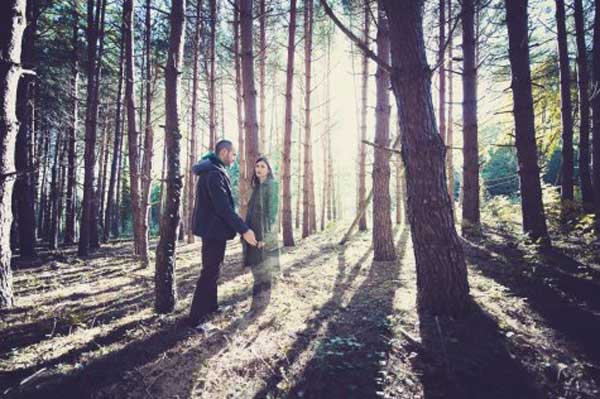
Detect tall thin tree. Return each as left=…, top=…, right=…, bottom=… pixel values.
left=282, top=0, right=298, bottom=246
left=155, top=0, right=186, bottom=313
left=574, top=0, right=594, bottom=212
left=372, top=3, right=396, bottom=261
left=504, top=0, right=550, bottom=243
left=358, top=1, right=369, bottom=231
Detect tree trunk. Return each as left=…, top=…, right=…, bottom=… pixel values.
left=104, top=22, right=125, bottom=242
left=574, top=0, right=594, bottom=212
left=49, top=131, right=62, bottom=250
left=14, top=0, right=37, bottom=258
left=438, top=0, right=446, bottom=154
left=65, top=1, right=79, bottom=245
left=186, top=0, right=201, bottom=244
left=282, top=0, right=297, bottom=247
left=358, top=1, right=369, bottom=232
left=234, top=0, right=248, bottom=218
left=295, top=120, right=302, bottom=229
left=446, top=0, right=454, bottom=202
left=302, top=0, right=314, bottom=239
left=240, top=0, right=260, bottom=207
left=504, top=0, right=550, bottom=244
left=78, top=0, right=102, bottom=256
left=155, top=0, right=185, bottom=314
left=208, top=0, right=217, bottom=149
left=97, top=110, right=111, bottom=236
left=593, top=0, right=600, bottom=221
left=140, top=0, right=154, bottom=261
left=461, top=0, right=480, bottom=235
left=0, top=0, right=27, bottom=308
left=372, top=4, right=396, bottom=261
left=555, top=0, right=574, bottom=204
left=381, top=0, right=471, bottom=316
left=259, top=0, right=267, bottom=153
left=124, top=0, right=148, bottom=266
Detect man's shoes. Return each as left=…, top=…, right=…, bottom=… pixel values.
left=190, top=321, right=220, bottom=335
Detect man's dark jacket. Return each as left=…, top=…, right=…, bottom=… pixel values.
left=191, top=154, right=249, bottom=240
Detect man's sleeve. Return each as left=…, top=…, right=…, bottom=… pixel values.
left=207, top=172, right=249, bottom=234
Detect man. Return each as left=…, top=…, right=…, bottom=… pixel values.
left=189, top=139, right=257, bottom=328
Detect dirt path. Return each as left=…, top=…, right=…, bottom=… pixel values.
left=1, top=224, right=599, bottom=398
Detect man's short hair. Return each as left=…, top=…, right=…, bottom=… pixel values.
left=215, top=139, right=233, bottom=155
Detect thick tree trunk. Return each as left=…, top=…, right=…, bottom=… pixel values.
left=358, top=2, right=369, bottom=231
left=555, top=0, right=574, bottom=204
left=302, top=0, right=314, bottom=239
left=504, top=0, right=550, bottom=244
left=461, top=0, right=480, bottom=235
left=382, top=0, right=470, bottom=316
left=155, top=0, right=185, bottom=314
left=0, top=0, right=27, bottom=308
left=140, top=0, right=154, bottom=260
left=574, top=0, right=594, bottom=212
left=594, top=0, right=600, bottom=221
left=14, top=0, right=37, bottom=257
left=446, top=0, right=454, bottom=202
left=240, top=0, right=260, bottom=206
left=372, top=4, right=396, bottom=261
left=282, top=0, right=297, bottom=247
left=78, top=0, right=102, bottom=256
left=124, top=0, right=148, bottom=266
left=65, top=2, right=79, bottom=245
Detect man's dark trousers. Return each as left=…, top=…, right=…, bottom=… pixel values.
left=189, top=238, right=227, bottom=325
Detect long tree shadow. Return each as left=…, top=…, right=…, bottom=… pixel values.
left=1, top=237, right=338, bottom=397
left=417, top=302, right=546, bottom=399
left=283, top=225, right=409, bottom=399
left=253, top=225, right=408, bottom=399
left=463, top=237, right=600, bottom=366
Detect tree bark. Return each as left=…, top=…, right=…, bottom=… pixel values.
left=234, top=0, right=248, bottom=218
left=0, top=0, right=27, bottom=308
left=381, top=0, right=471, bottom=316
left=574, top=0, right=594, bottom=212
left=358, top=1, right=369, bottom=232
left=14, top=0, right=37, bottom=257
left=240, top=0, right=260, bottom=207
left=78, top=0, right=102, bottom=256
left=461, top=0, right=480, bottom=235
left=104, top=22, right=125, bottom=242
left=155, top=0, right=185, bottom=314
left=124, top=0, right=148, bottom=266
left=259, top=0, right=267, bottom=153
left=302, top=0, right=314, bottom=238
left=208, top=0, right=217, bottom=149
left=594, top=0, right=600, bottom=221
left=49, top=130, right=62, bottom=250
left=186, top=0, right=202, bottom=243
left=555, top=0, right=574, bottom=204
left=65, top=1, right=79, bottom=245
left=438, top=0, right=446, bottom=154
left=282, top=0, right=297, bottom=247
left=504, top=0, right=550, bottom=244
left=140, top=0, right=154, bottom=259
left=372, top=3, right=396, bottom=261
left=446, top=0, right=454, bottom=202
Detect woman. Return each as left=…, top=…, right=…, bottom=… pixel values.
left=242, top=156, right=280, bottom=307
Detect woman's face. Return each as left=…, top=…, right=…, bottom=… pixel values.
left=255, top=160, right=269, bottom=180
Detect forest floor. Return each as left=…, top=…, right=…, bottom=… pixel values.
left=2, top=221, right=600, bottom=399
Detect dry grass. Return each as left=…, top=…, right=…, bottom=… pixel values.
left=1, top=223, right=600, bottom=398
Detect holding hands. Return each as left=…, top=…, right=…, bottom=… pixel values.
left=242, top=229, right=266, bottom=248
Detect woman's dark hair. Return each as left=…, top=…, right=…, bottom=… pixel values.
left=251, top=156, right=274, bottom=187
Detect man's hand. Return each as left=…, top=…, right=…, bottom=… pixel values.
left=243, top=229, right=258, bottom=246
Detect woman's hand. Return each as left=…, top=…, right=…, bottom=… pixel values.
left=257, top=241, right=266, bottom=249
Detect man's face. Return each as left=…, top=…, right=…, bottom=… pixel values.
left=221, top=146, right=237, bottom=166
